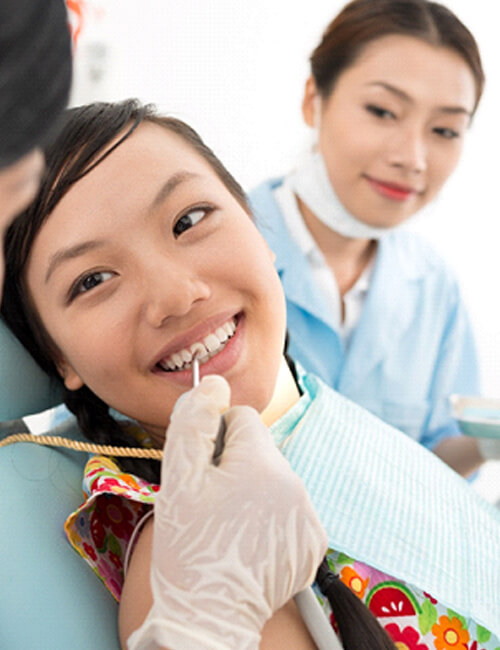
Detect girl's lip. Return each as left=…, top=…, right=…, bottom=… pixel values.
left=364, top=175, right=421, bottom=201
left=150, top=310, right=240, bottom=369
left=151, top=313, right=244, bottom=386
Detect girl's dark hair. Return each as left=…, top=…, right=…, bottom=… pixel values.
left=311, top=0, right=484, bottom=112
left=1, top=98, right=396, bottom=649
left=1, top=99, right=249, bottom=483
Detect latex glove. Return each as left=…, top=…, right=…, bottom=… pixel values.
left=128, top=375, right=327, bottom=650
left=478, top=436, right=500, bottom=460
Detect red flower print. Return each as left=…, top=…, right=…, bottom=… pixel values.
left=384, top=623, right=427, bottom=650
left=97, top=494, right=134, bottom=539
left=109, top=551, right=123, bottom=570
left=90, top=510, right=106, bottom=550
left=83, top=542, right=97, bottom=562
left=329, top=611, right=339, bottom=634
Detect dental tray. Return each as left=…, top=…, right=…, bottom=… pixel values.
left=450, top=395, right=500, bottom=439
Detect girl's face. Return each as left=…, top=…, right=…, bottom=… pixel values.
left=26, top=123, right=286, bottom=440
left=303, top=34, right=477, bottom=227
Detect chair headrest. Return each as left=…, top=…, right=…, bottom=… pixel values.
left=0, top=320, right=61, bottom=420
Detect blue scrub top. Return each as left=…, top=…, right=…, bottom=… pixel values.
left=249, top=178, right=480, bottom=451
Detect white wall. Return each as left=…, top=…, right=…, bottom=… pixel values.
left=70, top=0, right=500, bottom=396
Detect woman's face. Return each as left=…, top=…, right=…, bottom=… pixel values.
left=303, top=35, right=477, bottom=227
left=26, top=123, right=286, bottom=440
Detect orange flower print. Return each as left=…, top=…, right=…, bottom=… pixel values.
left=339, top=566, right=369, bottom=599
left=432, top=615, right=469, bottom=650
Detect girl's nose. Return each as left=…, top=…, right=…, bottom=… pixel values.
left=386, top=126, right=427, bottom=175
left=141, top=256, right=211, bottom=328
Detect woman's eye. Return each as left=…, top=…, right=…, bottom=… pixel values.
left=433, top=127, right=460, bottom=140
left=365, top=104, right=396, bottom=120
left=173, top=206, right=212, bottom=238
left=69, top=270, right=114, bottom=300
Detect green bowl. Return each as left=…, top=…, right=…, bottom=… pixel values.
left=450, top=395, right=500, bottom=439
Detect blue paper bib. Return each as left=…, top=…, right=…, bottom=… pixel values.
left=271, top=370, right=500, bottom=636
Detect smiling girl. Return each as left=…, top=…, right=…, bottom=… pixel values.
left=2, top=100, right=499, bottom=648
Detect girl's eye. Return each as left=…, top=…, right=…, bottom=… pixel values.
left=173, top=206, right=212, bottom=238
left=433, top=127, right=460, bottom=140
left=365, top=104, right=396, bottom=120
left=69, top=270, right=114, bottom=301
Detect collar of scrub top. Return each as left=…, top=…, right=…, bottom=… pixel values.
left=250, top=177, right=430, bottom=387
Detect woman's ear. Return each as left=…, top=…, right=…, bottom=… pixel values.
left=302, top=76, right=320, bottom=127
left=56, top=358, right=84, bottom=391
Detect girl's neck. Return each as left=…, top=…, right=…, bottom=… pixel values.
left=297, top=196, right=377, bottom=297
left=260, top=356, right=301, bottom=427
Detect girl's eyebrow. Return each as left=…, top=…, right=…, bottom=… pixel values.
left=44, top=172, right=202, bottom=284
left=45, top=240, right=105, bottom=284
left=366, top=80, right=472, bottom=116
left=149, top=170, right=201, bottom=212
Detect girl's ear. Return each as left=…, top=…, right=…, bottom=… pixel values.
left=302, top=76, right=320, bottom=127
left=56, top=359, right=84, bottom=391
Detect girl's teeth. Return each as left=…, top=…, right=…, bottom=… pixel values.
left=158, top=318, right=237, bottom=372
left=171, top=352, right=183, bottom=368
left=223, top=322, right=234, bottom=336
left=190, top=342, right=206, bottom=358
left=215, top=326, right=228, bottom=342
left=204, top=333, right=221, bottom=352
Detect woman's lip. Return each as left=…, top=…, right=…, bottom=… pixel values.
left=364, top=176, right=420, bottom=201
left=152, top=315, right=244, bottom=386
left=150, top=310, right=240, bottom=369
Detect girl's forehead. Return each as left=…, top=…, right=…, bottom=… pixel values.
left=58, top=124, right=216, bottom=208
left=95, top=123, right=208, bottom=176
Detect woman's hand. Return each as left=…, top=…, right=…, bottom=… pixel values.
left=128, top=375, right=327, bottom=650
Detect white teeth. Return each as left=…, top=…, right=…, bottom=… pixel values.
left=215, top=326, right=228, bottom=343
left=223, top=321, right=235, bottom=336
left=157, top=318, right=237, bottom=373
left=190, top=342, right=206, bottom=358
left=171, top=352, right=183, bottom=369
left=204, top=333, right=220, bottom=352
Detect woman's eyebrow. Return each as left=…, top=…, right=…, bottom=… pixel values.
left=45, top=240, right=105, bottom=284
left=149, top=171, right=201, bottom=212
left=366, top=80, right=472, bottom=116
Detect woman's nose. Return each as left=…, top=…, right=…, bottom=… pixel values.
left=386, top=126, right=427, bottom=174
left=141, top=256, right=211, bottom=328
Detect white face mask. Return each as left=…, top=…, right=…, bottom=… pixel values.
left=288, top=148, right=394, bottom=240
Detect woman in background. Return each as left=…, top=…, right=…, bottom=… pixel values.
left=249, top=0, right=500, bottom=475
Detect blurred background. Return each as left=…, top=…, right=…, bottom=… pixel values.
left=67, top=0, right=499, bottom=501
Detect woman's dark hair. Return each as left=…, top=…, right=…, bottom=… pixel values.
left=311, top=0, right=484, bottom=113
left=1, top=98, right=396, bottom=649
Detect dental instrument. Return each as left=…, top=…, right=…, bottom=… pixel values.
left=192, top=357, right=226, bottom=466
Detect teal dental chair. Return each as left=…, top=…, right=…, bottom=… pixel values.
left=0, top=322, right=120, bottom=649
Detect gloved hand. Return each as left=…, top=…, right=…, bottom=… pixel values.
left=478, top=435, right=500, bottom=461
left=128, top=375, right=327, bottom=650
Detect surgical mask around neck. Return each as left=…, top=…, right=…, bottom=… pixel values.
left=288, top=149, right=393, bottom=240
